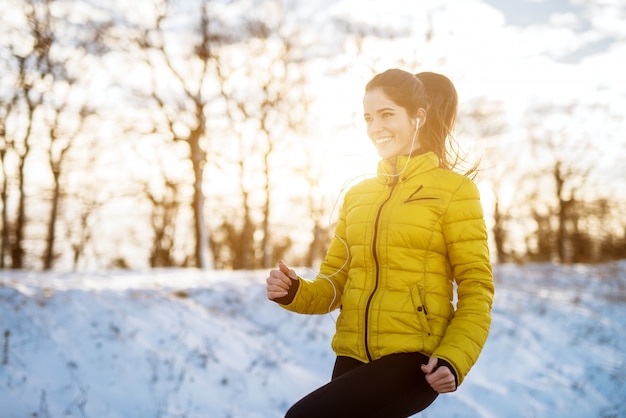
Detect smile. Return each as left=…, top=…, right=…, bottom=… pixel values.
left=375, top=136, right=393, bottom=145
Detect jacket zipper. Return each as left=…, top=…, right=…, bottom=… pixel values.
left=363, top=176, right=398, bottom=361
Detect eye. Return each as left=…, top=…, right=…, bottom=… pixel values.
left=382, top=112, right=393, bottom=118
left=364, top=116, right=372, bottom=124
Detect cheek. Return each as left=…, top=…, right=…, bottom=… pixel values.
left=403, top=124, right=415, bottom=139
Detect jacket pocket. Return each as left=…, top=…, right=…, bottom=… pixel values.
left=410, top=286, right=431, bottom=335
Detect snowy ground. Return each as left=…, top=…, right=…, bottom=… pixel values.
left=1, top=262, right=625, bottom=418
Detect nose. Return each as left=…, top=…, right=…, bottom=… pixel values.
left=369, top=118, right=384, bottom=133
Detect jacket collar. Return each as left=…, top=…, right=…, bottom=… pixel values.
left=377, top=152, right=440, bottom=184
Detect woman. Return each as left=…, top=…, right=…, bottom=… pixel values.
left=266, top=68, right=494, bottom=417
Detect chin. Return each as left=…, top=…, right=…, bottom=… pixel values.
left=375, top=148, right=393, bottom=159
left=378, top=151, right=399, bottom=160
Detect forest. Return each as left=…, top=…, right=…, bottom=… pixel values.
left=1, top=0, right=625, bottom=271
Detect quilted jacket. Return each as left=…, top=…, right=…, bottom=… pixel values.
left=280, top=151, right=494, bottom=385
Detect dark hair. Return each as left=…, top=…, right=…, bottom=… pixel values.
left=365, top=69, right=477, bottom=177
left=365, top=68, right=428, bottom=119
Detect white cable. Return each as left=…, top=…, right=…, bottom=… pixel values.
left=378, top=124, right=420, bottom=180
left=307, top=125, right=420, bottom=323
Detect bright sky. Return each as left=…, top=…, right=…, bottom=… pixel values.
left=301, top=0, right=626, bottom=199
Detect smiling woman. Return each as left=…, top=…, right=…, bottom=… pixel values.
left=363, top=87, right=424, bottom=160
left=266, top=68, right=494, bottom=417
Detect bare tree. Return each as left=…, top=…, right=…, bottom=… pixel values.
left=42, top=100, right=96, bottom=269
left=65, top=196, right=97, bottom=271
left=301, top=159, right=333, bottom=268
left=59, top=130, right=112, bottom=271
left=115, top=0, right=321, bottom=270
left=212, top=1, right=317, bottom=269
left=145, top=178, right=181, bottom=268
left=0, top=98, right=18, bottom=269
left=0, top=0, right=109, bottom=270
left=39, top=15, right=107, bottom=269
left=0, top=0, right=63, bottom=269
left=4, top=54, right=42, bottom=268
left=457, top=97, right=509, bottom=262
left=524, top=102, right=603, bottom=263
left=124, top=0, right=241, bottom=269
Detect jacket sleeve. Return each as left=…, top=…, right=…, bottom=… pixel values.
left=278, top=196, right=351, bottom=315
left=432, top=178, right=494, bottom=386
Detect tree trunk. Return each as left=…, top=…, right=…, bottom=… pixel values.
left=189, top=124, right=211, bottom=270
left=43, top=169, right=61, bottom=270
left=0, top=149, right=8, bottom=269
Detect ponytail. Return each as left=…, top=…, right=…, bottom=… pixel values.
left=366, top=69, right=478, bottom=178
left=416, top=72, right=478, bottom=179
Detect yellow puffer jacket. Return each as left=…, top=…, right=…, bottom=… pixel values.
left=281, top=152, right=494, bottom=385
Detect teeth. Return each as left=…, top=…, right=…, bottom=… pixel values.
left=376, top=137, right=392, bottom=144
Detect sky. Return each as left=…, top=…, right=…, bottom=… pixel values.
left=477, top=0, right=625, bottom=101
left=302, top=0, right=626, bottom=172
left=289, top=0, right=626, bottom=235
left=1, top=262, right=625, bottom=417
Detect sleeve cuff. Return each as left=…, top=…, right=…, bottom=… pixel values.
left=271, top=277, right=300, bottom=305
left=437, top=358, right=459, bottom=388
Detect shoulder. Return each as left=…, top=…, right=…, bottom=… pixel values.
left=430, top=168, right=479, bottom=197
left=345, top=177, right=382, bottom=197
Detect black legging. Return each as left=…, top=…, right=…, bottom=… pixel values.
left=285, top=352, right=438, bottom=418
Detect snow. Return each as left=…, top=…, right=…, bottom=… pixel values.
left=1, top=262, right=625, bottom=418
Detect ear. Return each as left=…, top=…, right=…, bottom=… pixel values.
left=413, top=108, right=427, bottom=128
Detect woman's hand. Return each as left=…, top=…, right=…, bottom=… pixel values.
left=421, top=357, right=457, bottom=393
left=266, top=261, right=298, bottom=300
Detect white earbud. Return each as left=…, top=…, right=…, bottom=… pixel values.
left=415, top=118, right=420, bottom=127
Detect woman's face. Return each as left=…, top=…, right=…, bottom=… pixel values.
left=363, top=88, right=417, bottom=159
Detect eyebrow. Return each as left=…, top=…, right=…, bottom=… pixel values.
left=364, top=107, right=396, bottom=117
